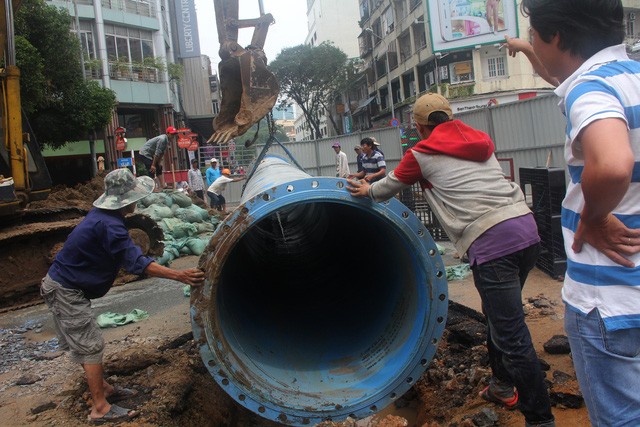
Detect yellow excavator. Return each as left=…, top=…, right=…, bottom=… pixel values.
left=208, top=0, right=279, bottom=144
left=0, top=0, right=52, bottom=214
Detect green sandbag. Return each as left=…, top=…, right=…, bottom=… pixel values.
left=186, top=238, right=208, bottom=255
left=162, top=218, right=198, bottom=239
left=446, top=264, right=471, bottom=281
left=140, top=193, right=172, bottom=207
left=139, top=205, right=173, bottom=221
left=170, top=191, right=193, bottom=208
left=174, top=207, right=204, bottom=223
left=96, top=309, right=149, bottom=328
left=156, top=251, right=174, bottom=266
left=195, top=222, right=215, bottom=234
left=188, top=204, right=210, bottom=221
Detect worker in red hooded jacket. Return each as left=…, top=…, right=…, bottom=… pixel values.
left=347, top=93, right=554, bottom=427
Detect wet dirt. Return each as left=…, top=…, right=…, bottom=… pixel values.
left=29, top=173, right=107, bottom=212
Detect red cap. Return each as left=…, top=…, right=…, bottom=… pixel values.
left=166, top=126, right=178, bottom=134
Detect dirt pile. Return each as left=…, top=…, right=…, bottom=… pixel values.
left=30, top=173, right=107, bottom=212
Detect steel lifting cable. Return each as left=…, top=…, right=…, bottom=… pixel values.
left=241, top=111, right=305, bottom=195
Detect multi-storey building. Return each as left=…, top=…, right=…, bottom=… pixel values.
left=42, top=0, right=207, bottom=183
left=297, top=0, right=361, bottom=140
left=354, top=0, right=640, bottom=131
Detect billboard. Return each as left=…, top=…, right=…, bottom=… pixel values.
left=426, top=0, right=519, bottom=53
left=174, top=0, right=202, bottom=58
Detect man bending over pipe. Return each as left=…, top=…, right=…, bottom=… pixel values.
left=347, top=93, right=554, bottom=427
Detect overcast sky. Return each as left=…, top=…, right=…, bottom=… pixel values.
left=193, top=0, right=309, bottom=67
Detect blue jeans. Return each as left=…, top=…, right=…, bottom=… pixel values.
left=564, top=307, right=640, bottom=426
left=471, top=243, right=554, bottom=425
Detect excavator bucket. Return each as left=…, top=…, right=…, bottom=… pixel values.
left=209, top=46, right=279, bottom=145
left=208, top=1, right=279, bottom=144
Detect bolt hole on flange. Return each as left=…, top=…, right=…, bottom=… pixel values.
left=286, top=185, right=295, bottom=192
left=336, top=181, right=344, bottom=189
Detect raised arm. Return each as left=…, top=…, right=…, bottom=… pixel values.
left=503, top=35, right=560, bottom=87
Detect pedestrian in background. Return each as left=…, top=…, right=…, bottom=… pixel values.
left=516, top=1, right=640, bottom=425
left=353, top=146, right=364, bottom=176
left=347, top=93, right=554, bottom=427
left=40, top=168, right=204, bottom=424
left=139, top=126, right=178, bottom=190
left=371, top=136, right=384, bottom=156
left=332, top=142, right=350, bottom=178
left=349, top=137, right=386, bottom=183
left=206, top=158, right=221, bottom=187
left=187, top=158, right=205, bottom=200
left=207, top=168, right=245, bottom=213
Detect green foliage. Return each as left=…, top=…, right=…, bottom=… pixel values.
left=14, top=0, right=117, bottom=148
left=143, top=56, right=166, bottom=71
left=234, top=116, right=289, bottom=150
left=14, top=36, right=46, bottom=114
left=167, top=62, right=184, bottom=81
left=270, top=42, right=348, bottom=139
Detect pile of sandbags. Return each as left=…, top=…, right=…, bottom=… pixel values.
left=137, top=191, right=221, bottom=266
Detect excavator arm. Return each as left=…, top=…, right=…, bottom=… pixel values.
left=208, top=0, right=279, bottom=145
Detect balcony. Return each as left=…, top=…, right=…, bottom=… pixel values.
left=108, top=62, right=163, bottom=82
left=101, top=0, right=156, bottom=17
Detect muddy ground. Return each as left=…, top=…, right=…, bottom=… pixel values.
left=0, top=180, right=591, bottom=426
left=0, top=255, right=590, bottom=427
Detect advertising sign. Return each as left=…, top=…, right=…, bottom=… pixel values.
left=187, top=133, right=199, bottom=151
left=173, top=0, right=201, bottom=59
left=116, top=136, right=127, bottom=151
left=177, top=128, right=192, bottom=148
left=117, top=157, right=133, bottom=167
left=426, top=0, right=519, bottom=53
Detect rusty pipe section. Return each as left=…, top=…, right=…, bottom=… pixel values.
left=191, top=155, right=448, bottom=426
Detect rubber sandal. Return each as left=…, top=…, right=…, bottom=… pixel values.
left=107, top=386, right=138, bottom=403
left=479, top=385, right=519, bottom=410
left=88, top=404, right=139, bottom=424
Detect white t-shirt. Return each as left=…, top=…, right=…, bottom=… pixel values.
left=207, top=175, right=233, bottom=195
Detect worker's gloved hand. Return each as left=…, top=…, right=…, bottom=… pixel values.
left=177, top=268, right=206, bottom=286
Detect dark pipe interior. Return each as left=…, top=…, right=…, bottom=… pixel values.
left=215, top=201, right=424, bottom=400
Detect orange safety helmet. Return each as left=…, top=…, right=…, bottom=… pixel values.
left=222, top=168, right=232, bottom=175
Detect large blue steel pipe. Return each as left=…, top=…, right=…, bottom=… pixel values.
left=191, top=156, right=448, bottom=426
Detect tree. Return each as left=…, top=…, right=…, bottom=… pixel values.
left=321, top=58, right=365, bottom=135
left=14, top=0, right=116, bottom=148
left=270, top=43, right=348, bottom=140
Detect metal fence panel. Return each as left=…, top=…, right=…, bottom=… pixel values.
left=457, top=94, right=567, bottom=184
left=224, top=94, right=568, bottom=205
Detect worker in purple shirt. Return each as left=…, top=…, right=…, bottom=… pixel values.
left=40, top=168, right=204, bottom=424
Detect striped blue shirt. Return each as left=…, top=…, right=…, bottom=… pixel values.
left=555, top=44, right=640, bottom=331
left=362, top=151, right=386, bottom=182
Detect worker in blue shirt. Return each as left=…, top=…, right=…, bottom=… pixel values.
left=40, top=168, right=204, bottom=424
left=205, top=157, right=221, bottom=187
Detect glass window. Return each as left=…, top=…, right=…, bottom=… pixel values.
left=486, top=56, right=506, bottom=78
left=105, top=35, right=117, bottom=60
left=116, top=36, right=130, bottom=61
left=130, top=39, right=143, bottom=63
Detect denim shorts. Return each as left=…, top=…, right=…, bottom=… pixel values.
left=40, top=275, right=105, bottom=364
